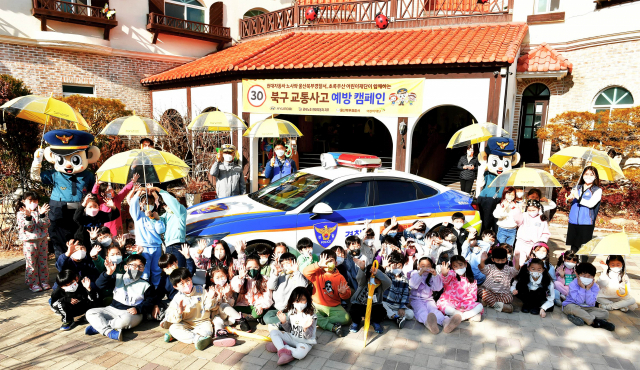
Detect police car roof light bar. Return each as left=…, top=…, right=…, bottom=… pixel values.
left=327, top=152, right=382, bottom=169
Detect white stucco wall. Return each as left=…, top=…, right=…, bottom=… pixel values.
left=152, top=88, right=188, bottom=118
left=191, top=83, right=234, bottom=115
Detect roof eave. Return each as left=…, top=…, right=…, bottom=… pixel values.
left=516, top=70, right=568, bottom=80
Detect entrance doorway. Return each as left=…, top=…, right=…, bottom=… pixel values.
left=518, top=83, right=550, bottom=163
left=411, top=106, right=476, bottom=184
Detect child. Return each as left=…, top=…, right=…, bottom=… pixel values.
left=263, top=253, right=309, bottom=326
left=597, top=255, right=637, bottom=312
left=129, top=187, right=166, bottom=287
left=270, top=243, right=289, bottom=275
left=375, top=236, right=403, bottom=264
left=422, top=229, right=456, bottom=264
left=87, top=226, right=118, bottom=259
left=255, top=245, right=274, bottom=277
left=361, top=227, right=377, bottom=261
left=303, top=250, right=351, bottom=337
left=50, top=270, right=100, bottom=330
left=478, top=248, right=520, bottom=313
left=266, top=287, right=317, bottom=365
left=206, top=266, right=246, bottom=331
left=334, top=246, right=359, bottom=298
left=382, top=252, right=414, bottom=328
left=511, top=258, right=555, bottom=317
left=401, top=238, right=419, bottom=275
left=73, top=194, right=120, bottom=249
left=403, top=220, right=427, bottom=248
left=512, top=199, right=550, bottom=267
left=528, top=242, right=556, bottom=278
left=409, top=257, right=446, bottom=334
left=562, top=262, right=615, bottom=330
left=91, top=243, right=126, bottom=275
left=55, top=239, right=99, bottom=290
left=460, top=230, right=492, bottom=285
left=164, top=268, right=236, bottom=349
left=16, top=191, right=51, bottom=292
left=296, top=237, right=319, bottom=271
left=153, top=246, right=196, bottom=324
left=349, top=262, right=391, bottom=334
left=91, top=174, right=138, bottom=236
left=147, top=186, right=187, bottom=268
left=125, top=219, right=135, bottom=238
left=194, top=239, right=245, bottom=275
left=493, top=187, right=518, bottom=246
left=85, top=255, right=155, bottom=341
left=555, top=252, right=578, bottom=305
left=346, top=235, right=369, bottom=266
left=380, top=217, right=403, bottom=245
left=231, top=255, right=274, bottom=326
left=444, top=212, right=470, bottom=255
left=436, top=256, right=483, bottom=328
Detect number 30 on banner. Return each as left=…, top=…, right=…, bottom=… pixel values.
left=247, top=85, right=266, bottom=107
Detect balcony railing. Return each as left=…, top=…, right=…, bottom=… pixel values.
left=240, top=0, right=512, bottom=39
left=147, top=13, right=231, bottom=44
left=32, top=0, right=118, bottom=40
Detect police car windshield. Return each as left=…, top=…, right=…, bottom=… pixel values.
left=249, top=172, right=332, bottom=211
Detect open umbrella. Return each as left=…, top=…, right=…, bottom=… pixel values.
left=488, top=164, right=561, bottom=188
left=96, top=148, right=189, bottom=185
left=447, top=122, right=509, bottom=149
left=100, top=112, right=168, bottom=136
left=187, top=111, right=247, bottom=132
left=363, top=260, right=380, bottom=348
left=243, top=116, right=303, bottom=138
left=549, top=146, right=624, bottom=181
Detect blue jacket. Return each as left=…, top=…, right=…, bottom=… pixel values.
left=568, top=185, right=602, bottom=226
left=41, top=170, right=95, bottom=203
left=337, top=254, right=359, bottom=293
left=54, top=254, right=99, bottom=290
left=154, top=257, right=196, bottom=304
left=158, top=190, right=186, bottom=246
left=461, top=240, right=491, bottom=285
left=130, top=193, right=166, bottom=249
left=265, top=158, right=297, bottom=181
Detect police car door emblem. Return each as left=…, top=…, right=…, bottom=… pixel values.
left=189, top=203, right=229, bottom=215
left=313, top=222, right=338, bottom=248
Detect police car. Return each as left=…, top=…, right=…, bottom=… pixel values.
left=186, top=153, right=482, bottom=253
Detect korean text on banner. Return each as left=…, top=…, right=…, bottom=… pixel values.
left=242, top=79, right=424, bottom=117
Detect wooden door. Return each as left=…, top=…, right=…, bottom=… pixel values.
left=518, top=99, right=548, bottom=163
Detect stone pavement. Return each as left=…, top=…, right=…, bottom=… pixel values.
left=1, top=226, right=639, bottom=370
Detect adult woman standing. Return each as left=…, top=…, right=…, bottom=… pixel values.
left=566, top=166, right=602, bottom=261
left=209, top=144, right=246, bottom=198
left=457, top=145, right=479, bottom=194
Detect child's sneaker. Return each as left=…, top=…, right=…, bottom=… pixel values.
left=85, top=325, right=99, bottom=335
left=502, top=304, right=514, bottom=313
left=277, top=348, right=295, bottom=365
left=591, top=319, right=615, bottom=331
left=493, top=302, right=504, bottom=312
left=265, top=342, right=278, bottom=353
left=397, top=315, right=407, bottom=329
left=164, top=332, right=175, bottom=343
left=236, top=318, right=253, bottom=333
left=349, top=323, right=359, bottom=333
left=372, top=323, right=383, bottom=334
left=29, top=284, right=42, bottom=293
left=159, top=320, right=171, bottom=329
left=566, top=314, right=585, bottom=326
left=426, top=313, right=439, bottom=334
left=620, top=307, right=629, bottom=313
left=213, top=329, right=236, bottom=347
left=60, top=321, right=75, bottom=331
left=48, top=298, right=55, bottom=312
left=443, top=314, right=462, bottom=334
left=195, top=336, right=212, bottom=350
left=41, top=283, right=51, bottom=290
left=107, top=329, right=122, bottom=341
left=332, top=323, right=344, bottom=337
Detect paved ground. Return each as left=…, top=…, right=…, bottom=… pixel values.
left=1, top=225, right=639, bottom=370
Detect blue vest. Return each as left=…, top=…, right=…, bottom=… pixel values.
left=272, top=159, right=293, bottom=181
left=568, top=185, right=601, bottom=226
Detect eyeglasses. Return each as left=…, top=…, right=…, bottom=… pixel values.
left=126, top=264, right=145, bottom=270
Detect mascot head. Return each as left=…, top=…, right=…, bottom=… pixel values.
left=478, top=137, right=520, bottom=175
left=43, top=129, right=100, bottom=175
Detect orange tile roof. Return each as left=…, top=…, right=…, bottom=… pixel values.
left=142, top=23, right=528, bottom=85
left=517, top=42, right=572, bottom=73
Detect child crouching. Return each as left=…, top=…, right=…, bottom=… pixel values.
left=50, top=270, right=100, bottom=330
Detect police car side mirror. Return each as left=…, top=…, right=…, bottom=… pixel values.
left=310, top=202, right=333, bottom=219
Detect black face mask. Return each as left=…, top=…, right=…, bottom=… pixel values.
left=349, top=248, right=361, bottom=257
left=494, top=262, right=506, bottom=270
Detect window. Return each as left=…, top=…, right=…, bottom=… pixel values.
left=62, top=0, right=91, bottom=14
left=165, top=0, right=205, bottom=23
left=250, top=173, right=332, bottom=211
left=243, top=9, right=266, bottom=18
left=593, top=87, right=634, bottom=113
left=376, top=180, right=418, bottom=205
left=320, top=181, right=370, bottom=210
left=535, top=0, right=560, bottom=13
left=415, top=182, right=439, bottom=199
left=62, top=84, right=94, bottom=97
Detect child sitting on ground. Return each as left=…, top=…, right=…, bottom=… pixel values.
left=16, top=191, right=51, bottom=292
left=54, top=239, right=99, bottom=290
left=436, top=255, right=483, bottom=329
left=555, top=252, right=578, bottom=306
left=194, top=239, right=246, bottom=276
left=334, top=246, right=358, bottom=310
left=88, top=226, right=119, bottom=259
left=409, top=257, right=445, bottom=334
left=206, top=266, right=245, bottom=331
left=303, top=249, right=351, bottom=337
left=382, top=252, right=414, bottom=328
left=296, top=237, right=319, bottom=271
left=563, top=262, right=615, bottom=331
left=231, top=255, right=274, bottom=327
left=270, top=243, right=289, bottom=276
left=360, top=227, right=377, bottom=262
left=152, top=246, right=196, bottom=324
left=346, top=235, right=369, bottom=266
left=597, top=255, right=637, bottom=312
left=164, top=268, right=235, bottom=349
left=478, top=247, right=521, bottom=313
left=349, top=262, right=391, bottom=334
left=265, top=286, right=317, bottom=365
left=460, top=229, right=492, bottom=285
left=255, top=245, right=274, bottom=277
left=404, top=220, right=428, bottom=249
left=511, top=258, right=555, bottom=317
left=444, top=212, right=471, bottom=255
left=50, top=270, right=100, bottom=330
left=263, top=253, right=309, bottom=326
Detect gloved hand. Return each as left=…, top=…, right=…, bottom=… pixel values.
left=32, top=148, right=45, bottom=165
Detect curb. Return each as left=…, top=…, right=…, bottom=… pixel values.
left=0, top=259, right=25, bottom=284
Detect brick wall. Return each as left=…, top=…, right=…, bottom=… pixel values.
left=0, top=42, right=183, bottom=116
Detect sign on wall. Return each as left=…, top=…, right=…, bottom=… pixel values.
left=242, top=78, right=424, bottom=117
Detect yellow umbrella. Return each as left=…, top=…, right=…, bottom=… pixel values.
left=100, top=112, right=168, bottom=136
left=243, top=116, right=303, bottom=138
left=549, top=146, right=624, bottom=181
left=188, top=111, right=247, bottom=132
left=96, top=148, right=189, bottom=185
left=576, top=229, right=640, bottom=256
left=363, top=260, right=379, bottom=348
left=488, top=163, right=561, bottom=188
left=447, top=122, right=509, bottom=149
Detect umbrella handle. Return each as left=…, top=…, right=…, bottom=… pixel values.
left=617, top=284, right=629, bottom=297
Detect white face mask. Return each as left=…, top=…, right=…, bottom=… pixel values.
left=454, top=268, right=466, bottom=276
left=453, top=222, right=464, bottom=230
left=530, top=271, right=542, bottom=280
left=364, top=239, right=374, bottom=247
left=528, top=211, right=538, bottom=217
left=414, top=232, right=424, bottom=239
left=275, top=149, right=285, bottom=157
left=71, top=250, right=86, bottom=260
left=86, top=208, right=99, bottom=217
left=534, top=251, right=547, bottom=259
left=215, top=278, right=227, bottom=286
left=26, top=202, right=38, bottom=211
left=302, top=249, right=312, bottom=257
left=516, top=191, right=524, bottom=198
left=336, top=256, right=344, bottom=265
left=223, top=154, right=233, bottom=162
left=100, top=238, right=112, bottom=247
left=214, top=250, right=225, bottom=260
left=580, top=277, right=593, bottom=286
left=583, top=175, right=595, bottom=184
left=142, top=204, right=154, bottom=212
left=610, top=267, right=622, bottom=273
left=392, top=268, right=402, bottom=276
left=293, top=302, right=307, bottom=312
left=110, top=255, right=123, bottom=265
left=260, top=257, right=269, bottom=265
left=564, top=262, right=576, bottom=269
left=128, top=229, right=135, bottom=235
left=62, top=281, right=79, bottom=292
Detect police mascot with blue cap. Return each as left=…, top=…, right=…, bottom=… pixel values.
left=476, top=137, right=520, bottom=232
left=31, top=129, right=100, bottom=260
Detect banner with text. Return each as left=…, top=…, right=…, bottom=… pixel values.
left=242, top=78, right=424, bottom=117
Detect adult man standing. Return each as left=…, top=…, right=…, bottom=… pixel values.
left=264, top=140, right=297, bottom=183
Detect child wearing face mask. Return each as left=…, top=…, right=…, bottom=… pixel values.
left=54, top=239, right=99, bottom=290
left=164, top=268, right=236, bottom=349
left=409, top=257, right=445, bottom=334
left=349, top=262, right=392, bottom=335
left=382, top=252, right=414, bottom=329
left=380, top=216, right=402, bottom=245
left=231, top=255, right=274, bottom=327
left=511, top=258, right=555, bottom=317
left=16, top=191, right=51, bottom=292
left=125, top=219, right=135, bottom=239
left=493, top=187, right=518, bottom=246
left=255, top=245, right=274, bottom=277
left=269, top=243, right=290, bottom=277
left=206, top=266, right=245, bottom=331
left=360, top=228, right=377, bottom=260
left=563, top=262, right=615, bottom=330
left=514, top=187, right=525, bottom=206
left=194, top=239, right=246, bottom=276
left=144, top=186, right=187, bottom=269
left=347, top=235, right=369, bottom=267
left=85, top=254, right=155, bottom=341
left=263, top=253, right=309, bottom=326
left=128, top=188, right=166, bottom=287
left=50, top=269, right=100, bottom=330
left=422, top=229, right=456, bottom=265
left=404, top=220, right=428, bottom=247
left=87, top=226, right=118, bottom=259
left=296, top=237, right=319, bottom=272
left=512, top=199, right=550, bottom=267
left=436, top=256, right=483, bottom=328
left=266, top=287, right=317, bottom=365
left=597, top=255, right=637, bottom=312
left=478, top=247, right=521, bottom=313
left=74, top=194, right=120, bottom=249
left=555, top=252, right=578, bottom=305
left=401, top=238, right=419, bottom=274
left=152, top=247, right=196, bottom=326
left=443, top=213, right=470, bottom=255
left=460, top=230, right=492, bottom=285
left=332, top=246, right=358, bottom=308
left=91, top=174, right=138, bottom=236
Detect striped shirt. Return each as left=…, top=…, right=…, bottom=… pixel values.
left=480, top=264, right=518, bottom=294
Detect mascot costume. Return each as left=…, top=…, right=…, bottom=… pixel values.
left=31, top=129, right=100, bottom=259
left=476, top=137, right=520, bottom=232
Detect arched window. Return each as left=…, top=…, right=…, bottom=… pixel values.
left=243, top=8, right=267, bottom=18
left=161, top=109, right=185, bottom=133
left=202, top=106, right=219, bottom=113
left=165, top=0, right=205, bottom=23
left=523, top=83, right=550, bottom=98
left=593, top=87, right=634, bottom=113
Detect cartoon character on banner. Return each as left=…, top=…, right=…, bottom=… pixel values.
left=389, top=93, right=398, bottom=105
left=396, top=88, right=408, bottom=106
left=408, top=92, right=417, bottom=105
left=31, top=129, right=100, bottom=259
left=476, top=137, right=520, bottom=232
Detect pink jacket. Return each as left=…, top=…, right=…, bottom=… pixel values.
left=92, top=180, right=135, bottom=235
left=513, top=207, right=550, bottom=244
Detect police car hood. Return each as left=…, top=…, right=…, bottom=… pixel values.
left=186, top=195, right=284, bottom=236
